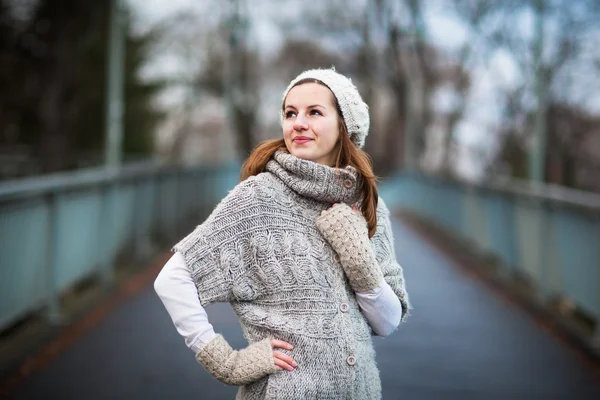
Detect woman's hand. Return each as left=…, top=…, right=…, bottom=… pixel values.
left=271, top=339, right=297, bottom=371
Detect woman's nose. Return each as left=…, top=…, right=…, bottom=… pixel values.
left=293, top=114, right=308, bottom=131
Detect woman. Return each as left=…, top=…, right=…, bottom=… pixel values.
left=154, top=68, right=411, bottom=399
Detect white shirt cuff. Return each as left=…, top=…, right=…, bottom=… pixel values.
left=355, top=281, right=403, bottom=336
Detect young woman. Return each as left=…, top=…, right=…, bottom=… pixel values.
left=154, top=68, right=410, bottom=399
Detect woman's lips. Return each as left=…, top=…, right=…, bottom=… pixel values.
left=293, top=137, right=313, bottom=145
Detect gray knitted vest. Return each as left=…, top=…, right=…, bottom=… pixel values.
left=174, top=150, right=409, bottom=400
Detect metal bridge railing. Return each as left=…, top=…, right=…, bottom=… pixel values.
left=380, top=172, right=600, bottom=352
left=3, top=163, right=598, bottom=354
left=0, top=161, right=240, bottom=331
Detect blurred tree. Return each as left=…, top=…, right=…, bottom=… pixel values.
left=485, top=86, right=529, bottom=179
left=0, top=0, right=162, bottom=176
left=272, top=39, right=343, bottom=79
left=279, top=0, right=468, bottom=176
left=227, top=1, right=259, bottom=159
left=146, top=10, right=216, bottom=162
left=199, top=17, right=262, bottom=160
left=122, top=33, right=164, bottom=159
left=368, top=0, right=447, bottom=174
left=434, top=0, right=500, bottom=177
left=545, top=103, right=600, bottom=190
left=492, top=0, right=600, bottom=183
left=402, top=0, right=433, bottom=169
left=149, top=1, right=260, bottom=161
left=545, top=103, right=583, bottom=188
left=487, top=96, right=600, bottom=192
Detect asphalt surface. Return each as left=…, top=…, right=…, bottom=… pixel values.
left=6, top=218, right=600, bottom=400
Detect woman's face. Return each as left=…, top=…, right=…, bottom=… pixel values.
left=282, top=83, right=340, bottom=166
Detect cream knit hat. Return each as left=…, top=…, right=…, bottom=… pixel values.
left=281, top=68, right=370, bottom=148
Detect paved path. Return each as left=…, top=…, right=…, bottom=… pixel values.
left=6, top=218, right=600, bottom=399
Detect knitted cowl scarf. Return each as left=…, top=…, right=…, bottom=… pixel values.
left=174, top=150, right=409, bottom=400
left=265, top=150, right=362, bottom=204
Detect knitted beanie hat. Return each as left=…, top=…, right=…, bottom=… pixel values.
left=281, top=68, right=370, bottom=148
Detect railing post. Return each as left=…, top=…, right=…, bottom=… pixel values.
left=493, top=193, right=517, bottom=283
left=531, top=198, right=547, bottom=304
left=536, top=199, right=558, bottom=305
left=151, top=171, right=160, bottom=243
left=98, top=183, right=115, bottom=289
left=134, top=178, right=152, bottom=263
left=461, top=186, right=470, bottom=239
left=171, top=171, right=179, bottom=241
left=164, top=173, right=175, bottom=242
left=45, top=192, right=63, bottom=324
left=463, top=185, right=478, bottom=243
left=594, top=216, right=600, bottom=350
left=174, top=169, right=181, bottom=238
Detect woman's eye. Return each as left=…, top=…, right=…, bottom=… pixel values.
left=310, top=109, right=322, bottom=116
left=285, top=111, right=296, bottom=118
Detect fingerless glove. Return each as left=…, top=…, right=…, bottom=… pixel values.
left=195, top=334, right=277, bottom=386
left=316, top=203, right=384, bottom=292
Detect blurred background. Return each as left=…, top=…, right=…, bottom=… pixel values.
left=1, top=0, right=600, bottom=398
left=1, top=0, right=598, bottom=184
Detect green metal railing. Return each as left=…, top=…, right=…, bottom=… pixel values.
left=0, top=161, right=239, bottom=329
left=2, top=163, right=599, bottom=354
left=380, top=172, right=600, bottom=350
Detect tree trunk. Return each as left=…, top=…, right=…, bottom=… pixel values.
left=381, top=78, right=407, bottom=174
left=37, top=36, right=73, bottom=172
left=232, top=48, right=256, bottom=159
left=529, top=0, right=548, bottom=182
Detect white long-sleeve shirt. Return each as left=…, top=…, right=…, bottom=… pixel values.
left=154, top=252, right=402, bottom=353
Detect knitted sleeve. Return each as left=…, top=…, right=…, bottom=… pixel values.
left=172, top=178, right=258, bottom=306
left=370, top=198, right=411, bottom=321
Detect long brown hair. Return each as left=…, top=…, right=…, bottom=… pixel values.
left=240, top=80, right=379, bottom=237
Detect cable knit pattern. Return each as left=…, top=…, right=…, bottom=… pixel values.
left=196, top=334, right=276, bottom=386
left=265, top=150, right=362, bottom=204
left=316, top=204, right=385, bottom=292
left=173, top=151, right=410, bottom=399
